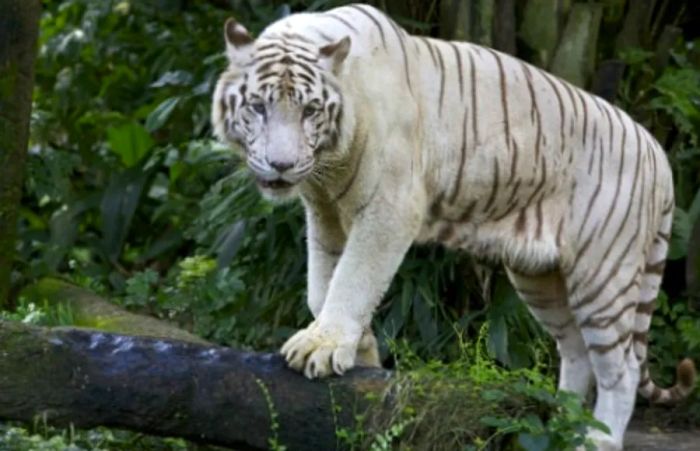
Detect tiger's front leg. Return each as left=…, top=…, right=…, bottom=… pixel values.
left=281, top=187, right=422, bottom=378
left=303, top=203, right=382, bottom=369
left=304, top=205, right=344, bottom=319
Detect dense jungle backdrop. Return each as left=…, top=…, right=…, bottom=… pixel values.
left=1, top=0, right=700, bottom=449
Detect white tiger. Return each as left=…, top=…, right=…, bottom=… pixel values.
left=211, top=4, right=696, bottom=449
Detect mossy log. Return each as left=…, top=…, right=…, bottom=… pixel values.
left=21, top=278, right=209, bottom=344
left=0, top=320, right=391, bottom=450
left=0, top=320, right=696, bottom=449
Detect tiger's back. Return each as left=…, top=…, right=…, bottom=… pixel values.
left=212, top=4, right=693, bottom=450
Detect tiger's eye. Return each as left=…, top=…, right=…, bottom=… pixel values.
left=251, top=103, right=266, bottom=116
left=302, top=104, right=319, bottom=119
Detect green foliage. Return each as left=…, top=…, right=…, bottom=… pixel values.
left=619, top=41, right=700, bottom=210
left=346, top=330, right=603, bottom=451
left=21, top=0, right=233, bottom=286
left=0, top=422, right=187, bottom=451
left=619, top=39, right=700, bottom=394
left=255, top=378, right=287, bottom=451
left=6, top=0, right=700, bottom=448
left=0, top=296, right=76, bottom=327
left=0, top=300, right=46, bottom=325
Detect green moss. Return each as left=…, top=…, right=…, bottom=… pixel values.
left=255, top=378, right=286, bottom=451
left=19, top=278, right=209, bottom=344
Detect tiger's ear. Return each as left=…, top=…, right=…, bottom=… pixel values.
left=224, top=17, right=254, bottom=65
left=319, top=36, right=351, bottom=74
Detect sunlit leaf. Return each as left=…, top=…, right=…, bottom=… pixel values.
left=150, top=70, right=193, bottom=88
left=106, top=122, right=154, bottom=168
left=146, top=97, right=181, bottom=132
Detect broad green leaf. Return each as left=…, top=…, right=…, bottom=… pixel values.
left=100, top=168, right=149, bottom=262
left=481, top=389, right=506, bottom=401
left=487, top=314, right=510, bottom=366
left=688, top=188, right=700, bottom=225
left=213, top=220, right=246, bottom=269
left=413, top=292, right=438, bottom=345
left=145, top=97, right=181, bottom=132
left=45, top=195, right=99, bottom=271
left=150, top=70, right=193, bottom=88
left=106, top=122, right=154, bottom=168
left=479, top=416, right=510, bottom=428
left=669, top=207, right=691, bottom=260
left=518, top=433, right=550, bottom=451
left=383, top=295, right=408, bottom=339
left=136, top=230, right=184, bottom=264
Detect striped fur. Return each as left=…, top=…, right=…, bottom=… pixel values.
left=211, top=5, right=694, bottom=449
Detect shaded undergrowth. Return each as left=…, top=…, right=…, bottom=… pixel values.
left=346, top=328, right=606, bottom=451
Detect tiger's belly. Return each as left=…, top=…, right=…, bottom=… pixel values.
left=416, top=202, right=563, bottom=274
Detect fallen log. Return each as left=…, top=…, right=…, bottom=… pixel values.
left=1, top=320, right=695, bottom=450
left=0, top=320, right=391, bottom=450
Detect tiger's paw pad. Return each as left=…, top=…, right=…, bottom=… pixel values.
left=280, top=322, right=359, bottom=379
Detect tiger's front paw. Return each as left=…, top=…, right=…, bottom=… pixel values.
left=356, top=328, right=381, bottom=368
left=280, top=320, right=361, bottom=379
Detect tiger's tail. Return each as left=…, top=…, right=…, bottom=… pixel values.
left=635, top=186, right=696, bottom=403
left=638, top=358, right=696, bottom=403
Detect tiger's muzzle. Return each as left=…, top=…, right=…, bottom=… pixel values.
left=247, top=157, right=313, bottom=197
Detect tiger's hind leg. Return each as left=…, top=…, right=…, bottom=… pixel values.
left=635, top=207, right=696, bottom=402
left=506, top=268, right=593, bottom=398
left=564, top=245, right=644, bottom=450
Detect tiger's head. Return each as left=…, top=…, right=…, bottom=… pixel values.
left=212, top=18, right=351, bottom=201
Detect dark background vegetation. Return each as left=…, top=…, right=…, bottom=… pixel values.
left=1, top=0, right=699, bottom=449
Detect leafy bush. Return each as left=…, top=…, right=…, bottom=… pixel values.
left=0, top=422, right=187, bottom=451
left=346, top=331, right=604, bottom=451
left=618, top=40, right=700, bottom=395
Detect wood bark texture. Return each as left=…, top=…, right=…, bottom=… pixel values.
left=0, top=321, right=391, bottom=451
left=0, top=0, right=41, bottom=306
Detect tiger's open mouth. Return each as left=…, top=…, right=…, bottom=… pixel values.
left=257, top=178, right=294, bottom=190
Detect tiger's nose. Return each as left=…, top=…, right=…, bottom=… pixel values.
left=269, top=160, right=294, bottom=173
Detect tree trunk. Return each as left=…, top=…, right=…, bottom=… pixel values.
left=549, top=3, right=603, bottom=87
left=0, top=320, right=391, bottom=451
left=492, top=0, right=516, bottom=55
left=519, top=0, right=571, bottom=68
left=440, top=0, right=493, bottom=46
left=0, top=0, right=41, bottom=307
